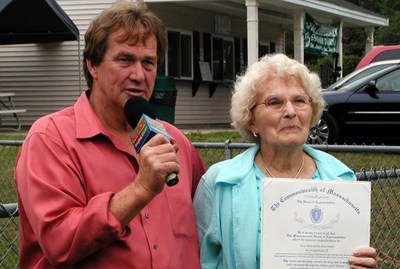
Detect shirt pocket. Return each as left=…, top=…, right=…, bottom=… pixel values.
left=165, top=179, right=197, bottom=237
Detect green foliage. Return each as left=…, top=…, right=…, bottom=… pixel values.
left=345, top=0, right=400, bottom=47
left=342, top=54, right=362, bottom=76
left=305, top=54, right=361, bottom=83
left=306, top=56, right=332, bottom=73
left=375, top=12, right=400, bottom=45
left=343, top=27, right=366, bottom=56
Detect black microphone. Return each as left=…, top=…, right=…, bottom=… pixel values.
left=124, top=96, right=179, bottom=187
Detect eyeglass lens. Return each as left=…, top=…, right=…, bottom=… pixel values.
left=263, top=94, right=311, bottom=111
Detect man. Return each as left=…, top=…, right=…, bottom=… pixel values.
left=14, top=1, right=205, bottom=268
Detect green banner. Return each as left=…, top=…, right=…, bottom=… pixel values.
left=304, top=13, right=340, bottom=56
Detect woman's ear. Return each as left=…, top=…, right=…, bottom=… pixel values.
left=247, top=120, right=258, bottom=136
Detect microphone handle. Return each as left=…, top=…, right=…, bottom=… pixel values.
left=166, top=173, right=179, bottom=187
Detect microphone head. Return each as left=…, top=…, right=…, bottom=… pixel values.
left=124, top=96, right=156, bottom=128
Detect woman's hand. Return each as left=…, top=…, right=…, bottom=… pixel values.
left=348, top=246, right=377, bottom=269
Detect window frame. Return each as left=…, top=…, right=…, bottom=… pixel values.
left=259, top=42, right=270, bottom=58
left=161, top=28, right=194, bottom=80
left=211, top=34, right=235, bottom=82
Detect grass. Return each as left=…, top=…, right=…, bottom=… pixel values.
left=0, top=134, right=26, bottom=141
left=184, top=130, right=244, bottom=142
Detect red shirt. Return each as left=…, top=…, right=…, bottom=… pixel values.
left=14, top=91, right=205, bottom=269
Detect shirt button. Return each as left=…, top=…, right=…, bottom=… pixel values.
left=145, top=214, right=150, bottom=219
left=153, top=244, right=158, bottom=250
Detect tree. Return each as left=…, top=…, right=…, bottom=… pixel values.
left=343, top=27, right=365, bottom=56
left=346, top=0, right=400, bottom=45
left=376, top=13, right=400, bottom=45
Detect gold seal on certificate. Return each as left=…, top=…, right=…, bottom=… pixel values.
left=261, top=178, right=371, bottom=269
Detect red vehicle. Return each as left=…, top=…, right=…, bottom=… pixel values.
left=355, top=45, right=400, bottom=70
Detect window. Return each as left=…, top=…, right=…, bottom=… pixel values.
left=212, top=36, right=234, bottom=81
left=242, top=40, right=275, bottom=69
left=259, top=43, right=270, bottom=57
left=372, top=50, right=400, bottom=63
left=159, top=30, right=275, bottom=83
left=159, top=29, right=193, bottom=79
left=376, top=69, right=400, bottom=92
left=270, top=42, right=276, bottom=53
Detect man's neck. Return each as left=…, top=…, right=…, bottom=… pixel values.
left=88, top=92, right=130, bottom=135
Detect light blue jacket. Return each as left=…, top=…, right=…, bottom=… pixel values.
left=193, top=145, right=355, bottom=269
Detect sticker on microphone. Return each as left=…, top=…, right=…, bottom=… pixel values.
left=130, top=114, right=171, bottom=153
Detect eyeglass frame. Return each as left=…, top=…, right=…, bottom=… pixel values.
left=253, top=94, right=314, bottom=112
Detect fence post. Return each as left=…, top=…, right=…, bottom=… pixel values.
left=0, top=203, right=19, bottom=218
left=224, top=140, right=232, bottom=160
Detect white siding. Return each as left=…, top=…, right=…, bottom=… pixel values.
left=0, top=0, right=114, bottom=128
left=175, top=82, right=232, bottom=125
left=0, top=1, right=282, bottom=128
left=0, top=40, right=81, bottom=127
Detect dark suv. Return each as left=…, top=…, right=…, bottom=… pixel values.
left=308, top=64, right=400, bottom=145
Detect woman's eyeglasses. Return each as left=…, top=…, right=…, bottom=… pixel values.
left=255, top=94, right=313, bottom=112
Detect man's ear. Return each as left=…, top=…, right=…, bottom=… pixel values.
left=86, top=59, right=98, bottom=80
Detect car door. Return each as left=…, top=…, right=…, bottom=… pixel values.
left=344, top=68, right=400, bottom=144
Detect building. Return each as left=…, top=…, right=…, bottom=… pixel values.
left=0, top=0, right=388, bottom=129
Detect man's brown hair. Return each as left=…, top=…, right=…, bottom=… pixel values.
left=83, top=0, right=167, bottom=88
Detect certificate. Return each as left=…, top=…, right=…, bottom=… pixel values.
left=261, top=179, right=371, bottom=269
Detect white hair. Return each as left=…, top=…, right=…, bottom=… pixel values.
left=231, top=53, right=325, bottom=142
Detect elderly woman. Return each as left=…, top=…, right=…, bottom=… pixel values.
left=194, top=54, right=377, bottom=269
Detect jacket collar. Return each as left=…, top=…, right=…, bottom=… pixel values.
left=302, top=145, right=354, bottom=179
left=213, top=144, right=353, bottom=185
left=214, top=145, right=260, bottom=185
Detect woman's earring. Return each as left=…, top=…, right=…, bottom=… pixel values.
left=253, top=132, right=258, bottom=138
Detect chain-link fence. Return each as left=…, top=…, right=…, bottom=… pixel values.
left=0, top=140, right=21, bottom=269
left=0, top=204, right=18, bottom=269
left=1, top=140, right=399, bottom=268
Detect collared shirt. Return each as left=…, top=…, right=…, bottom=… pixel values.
left=15, top=91, right=205, bottom=269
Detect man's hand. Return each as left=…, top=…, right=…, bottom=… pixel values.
left=108, top=134, right=179, bottom=227
left=134, top=134, right=180, bottom=196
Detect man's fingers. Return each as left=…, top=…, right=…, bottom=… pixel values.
left=136, top=133, right=180, bottom=192
left=145, top=133, right=171, bottom=147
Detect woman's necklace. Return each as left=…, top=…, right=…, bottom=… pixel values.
left=260, top=151, right=305, bottom=179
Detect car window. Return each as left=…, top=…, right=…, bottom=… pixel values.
left=325, top=64, right=393, bottom=91
left=371, top=50, right=400, bottom=63
left=346, top=64, right=391, bottom=84
left=375, top=69, right=400, bottom=92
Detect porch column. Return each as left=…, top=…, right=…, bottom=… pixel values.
left=336, top=20, right=343, bottom=78
left=246, top=0, right=259, bottom=66
left=293, top=10, right=304, bottom=63
left=365, top=26, right=375, bottom=53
